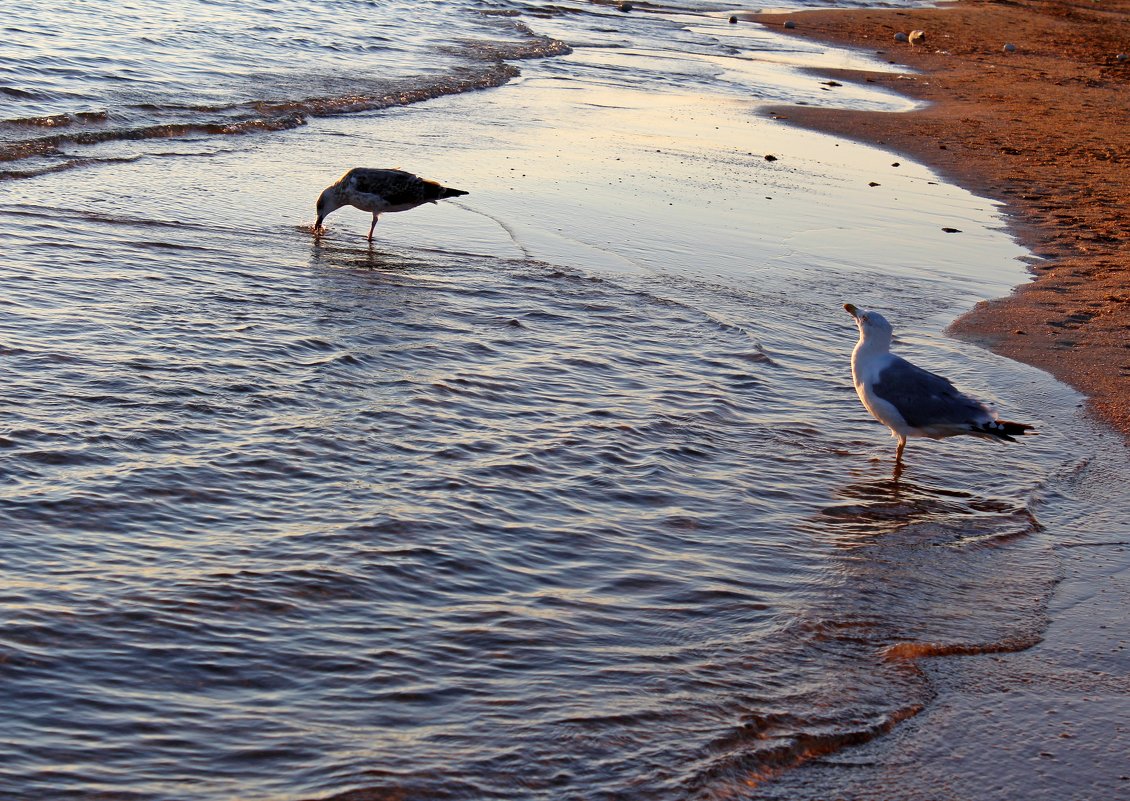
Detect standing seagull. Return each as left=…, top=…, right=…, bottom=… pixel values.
left=314, top=168, right=468, bottom=240
left=844, top=303, right=1034, bottom=463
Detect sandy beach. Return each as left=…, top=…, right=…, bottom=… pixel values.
left=751, top=0, right=1130, bottom=440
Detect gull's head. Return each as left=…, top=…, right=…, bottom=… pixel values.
left=844, top=303, right=893, bottom=346
left=314, top=187, right=339, bottom=233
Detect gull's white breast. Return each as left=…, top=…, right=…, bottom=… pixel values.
left=851, top=348, right=910, bottom=436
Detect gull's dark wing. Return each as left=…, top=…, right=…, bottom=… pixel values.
left=872, top=355, right=987, bottom=429
left=348, top=168, right=445, bottom=205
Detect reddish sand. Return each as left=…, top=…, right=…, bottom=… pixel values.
left=750, top=0, right=1130, bottom=440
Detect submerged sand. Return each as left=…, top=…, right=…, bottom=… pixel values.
left=750, top=0, right=1130, bottom=440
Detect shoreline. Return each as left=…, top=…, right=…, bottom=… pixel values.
left=749, top=0, right=1130, bottom=440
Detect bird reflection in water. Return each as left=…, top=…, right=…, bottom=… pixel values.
left=308, top=234, right=417, bottom=273
left=812, top=466, right=1035, bottom=547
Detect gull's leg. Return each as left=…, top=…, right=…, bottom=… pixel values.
left=895, top=435, right=906, bottom=463
left=368, top=214, right=378, bottom=241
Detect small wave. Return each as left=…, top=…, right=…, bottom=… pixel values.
left=690, top=704, right=924, bottom=795
left=0, top=155, right=141, bottom=181
left=0, top=66, right=520, bottom=174
left=249, top=65, right=520, bottom=120
left=0, top=113, right=311, bottom=164
left=0, top=86, right=42, bottom=99
left=882, top=635, right=1041, bottom=662
left=3, top=110, right=109, bottom=128
left=452, top=20, right=574, bottom=61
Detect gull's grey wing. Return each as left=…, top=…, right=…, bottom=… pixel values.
left=349, top=169, right=443, bottom=206
left=872, top=355, right=987, bottom=429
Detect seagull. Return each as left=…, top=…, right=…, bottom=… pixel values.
left=844, top=303, right=1034, bottom=463
left=314, top=168, right=469, bottom=240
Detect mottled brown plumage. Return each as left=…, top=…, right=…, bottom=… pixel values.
left=314, top=168, right=468, bottom=240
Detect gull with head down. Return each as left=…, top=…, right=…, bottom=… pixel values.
left=314, top=168, right=468, bottom=241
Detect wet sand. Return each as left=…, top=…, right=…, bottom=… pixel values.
left=756, top=525, right=1130, bottom=800
left=749, top=0, right=1130, bottom=440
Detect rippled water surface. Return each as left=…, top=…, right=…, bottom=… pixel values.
left=2, top=1, right=1126, bottom=800
left=0, top=220, right=1064, bottom=799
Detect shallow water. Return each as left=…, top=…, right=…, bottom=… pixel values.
left=2, top=2, right=1127, bottom=800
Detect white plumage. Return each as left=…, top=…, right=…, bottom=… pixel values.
left=844, top=303, right=1034, bottom=463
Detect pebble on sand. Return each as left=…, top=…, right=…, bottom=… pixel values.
left=764, top=154, right=778, bottom=161
left=1003, top=43, right=1018, bottom=53
left=784, top=20, right=796, bottom=29
left=894, top=32, right=909, bottom=43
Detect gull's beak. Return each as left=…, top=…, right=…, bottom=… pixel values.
left=844, top=303, right=859, bottom=318
left=314, top=216, right=323, bottom=233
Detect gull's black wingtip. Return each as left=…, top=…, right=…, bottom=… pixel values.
left=979, top=420, right=1037, bottom=441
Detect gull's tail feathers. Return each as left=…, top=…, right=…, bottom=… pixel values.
left=975, top=419, right=1037, bottom=442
